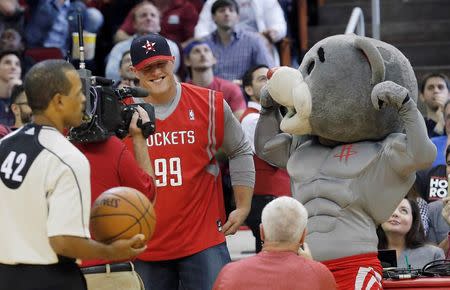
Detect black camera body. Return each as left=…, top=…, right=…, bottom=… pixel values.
left=119, top=103, right=155, bottom=139
left=69, top=70, right=155, bottom=143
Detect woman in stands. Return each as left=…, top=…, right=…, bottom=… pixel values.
left=377, top=198, right=445, bottom=269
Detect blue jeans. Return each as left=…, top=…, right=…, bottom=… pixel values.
left=134, top=242, right=231, bottom=290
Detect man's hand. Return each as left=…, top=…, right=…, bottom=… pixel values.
left=435, top=93, right=448, bottom=111
left=223, top=185, right=252, bottom=235
left=106, top=234, right=147, bottom=260
left=434, top=106, right=445, bottom=135
left=222, top=207, right=250, bottom=236
left=442, top=197, right=450, bottom=225
left=6, top=78, right=22, bottom=97
left=128, top=105, right=155, bottom=179
left=129, top=105, right=150, bottom=138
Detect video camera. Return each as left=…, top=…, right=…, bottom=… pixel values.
left=68, top=15, right=155, bottom=143
left=68, top=75, right=155, bottom=143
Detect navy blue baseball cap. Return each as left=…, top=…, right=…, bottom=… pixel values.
left=183, top=40, right=211, bottom=56
left=130, top=33, right=175, bottom=71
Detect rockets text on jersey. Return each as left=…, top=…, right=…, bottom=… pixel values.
left=146, top=130, right=195, bottom=147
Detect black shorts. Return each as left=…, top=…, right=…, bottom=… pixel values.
left=0, top=262, right=87, bottom=290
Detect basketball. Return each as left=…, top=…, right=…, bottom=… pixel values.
left=90, top=186, right=156, bottom=244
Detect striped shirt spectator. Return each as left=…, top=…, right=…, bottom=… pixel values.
left=204, top=28, right=274, bottom=81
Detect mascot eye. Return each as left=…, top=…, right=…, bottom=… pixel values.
left=318, top=47, right=325, bottom=62
left=306, top=60, right=315, bottom=75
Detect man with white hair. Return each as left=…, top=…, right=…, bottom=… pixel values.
left=213, top=196, right=336, bottom=290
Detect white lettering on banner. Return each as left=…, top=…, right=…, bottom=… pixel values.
left=154, top=157, right=182, bottom=187
left=430, top=178, right=440, bottom=188
left=429, top=177, right=448, bottom=199
left=147, top=131, right=195, bottom=147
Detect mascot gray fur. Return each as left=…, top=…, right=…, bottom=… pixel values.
left=255, top=34, right=436, bottom=288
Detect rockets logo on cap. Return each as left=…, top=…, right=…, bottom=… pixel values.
left=142, top=40, right=156, bottom=54
left=131, top=33, right=175, bottom=71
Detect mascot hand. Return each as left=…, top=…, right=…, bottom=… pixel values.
left=371, top=81, right=410, bottom=111
left=260, top=86, right=280, bottom=110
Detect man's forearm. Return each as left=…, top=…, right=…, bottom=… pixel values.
left=133, top=136, right=154, bottom=178
left=49, top=235, right=145, bottom=261
left=232, top=185, right=252, bottom=213
left=49, top=236, right=112, bottom=261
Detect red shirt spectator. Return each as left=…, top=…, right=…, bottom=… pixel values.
left=120, top=0, right=199, bottom=44
left=213, top=251, right=336, bottom=290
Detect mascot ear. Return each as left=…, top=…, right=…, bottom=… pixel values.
left=354, top=37, right=385, bottom=85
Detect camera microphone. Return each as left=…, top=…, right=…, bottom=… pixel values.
left=117, top=87, right=149, bottom=99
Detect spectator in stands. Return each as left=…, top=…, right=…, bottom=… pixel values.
left=240, top=65, right=291, bottom=253
left=427, top=197, right=450, bottom=253
left=9, top=83, right=30, bottom=128
left=377, top=198, right=444, bottom=269
left=436, top=197, right=450, bottom=258
left=213, top=196, right=337, bottom=290
left=0, top=0, right=24, bottom=33
left=406, top=181, right=429, bottom=236
left=419, top=73, right=450, bottom=138
left=184, top=40, right=246, bottom=118
left=0, top=84, right=31, bottom=138
left=0, top=50, right=21, bottom=125
left=0, top=27, right=24, bottom=53
left=114, top=0, right=200, bottom=46
left=115, top=50, right=138, bottom=89
left=419, top=146, right=450, bottom=248
left=195, top=0, right=286, bottom=47
left=203, top=0, right=275, bottom=82
left=430, top=100, right=450, bottom=167
left=24, top=0, right=104, bottom=57
left=416, top=145, right=450, bottom=203
left=105, top=1, right=180, bottom=81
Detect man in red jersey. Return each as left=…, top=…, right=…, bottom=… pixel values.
left=128, top=33, right=255, bottom=290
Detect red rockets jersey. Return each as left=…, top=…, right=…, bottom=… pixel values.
left=126, top=83, right=226, bottom=261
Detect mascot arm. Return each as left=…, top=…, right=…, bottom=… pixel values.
left=255, top=88, right=293, bottom=168
left=371, top=81, right=437, bottom=176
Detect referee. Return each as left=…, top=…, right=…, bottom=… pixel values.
left=0, top=60, right=146, bottom=290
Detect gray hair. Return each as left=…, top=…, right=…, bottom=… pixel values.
left=261, top=196, right=308, bottom=243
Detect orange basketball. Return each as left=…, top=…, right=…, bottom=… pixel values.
left=90, top=186, right=156, bottom=244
